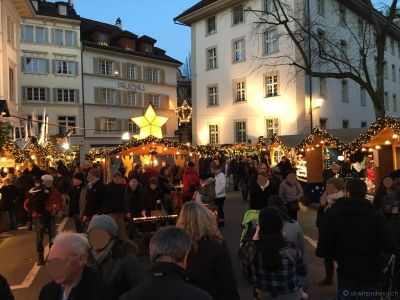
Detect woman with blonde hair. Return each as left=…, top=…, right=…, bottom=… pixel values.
left=176, top=201, right=239, bottom=300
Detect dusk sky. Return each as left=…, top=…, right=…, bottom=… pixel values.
left=74, top=0, right=198, bottom=63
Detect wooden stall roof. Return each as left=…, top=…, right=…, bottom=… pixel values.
left=119, top=143, right=192, bottom=156
left=295, top=127, right=348, bottom=152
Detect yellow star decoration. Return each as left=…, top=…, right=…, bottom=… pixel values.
left=131, top=105, right=169, bottom=139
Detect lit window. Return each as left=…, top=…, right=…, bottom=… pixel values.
left=207, top=48, right=217, bottom=69
left=266, top=118, right=279, bottom=138
left=233, top=39, right=245, bottom=62
left=209, top=125, right=219, bottom=144
left=208, top=86, right=218, bottom=106
left=265, top=74, right=279, bottom=97
left=235, top=122, right=247, bottom=143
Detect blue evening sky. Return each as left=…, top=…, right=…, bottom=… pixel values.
left=74, top=0, right=198, bottom=64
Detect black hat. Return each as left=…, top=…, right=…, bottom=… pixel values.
left=73, top=172, right=85, bottom=182
left=188, top=161, right=195, bottom=168
left=259, top=208, right=283, bottom=235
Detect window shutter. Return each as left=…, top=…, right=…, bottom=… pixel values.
left=45, top=88, right=51, bottom=102
left=116, top=90, right=122, bottom=106
left=53, top=88, right=58, bottom=102
left=21, top=25, right=25, bottom=41
left=94, top=87, right=100, bottom=104
left=52, top=60, right=56, bottom=74
left=95, top=117, right=101, bottom=133
left=74, top=62, right=79, bottom=75
left=45, top=59, right=50, bottom=74
left=232, top=79, right=236, bottom=102
left=22, top=87, right=26, bottom=101
left=162, top=95, right=169, bottom=109
left=75, top=90, right=80, bottom=103
left=160, top=70, right=165, bottom=83
left=93, top=58, right=99, bottom=74
left=122, top=91, right=128, bottom=106
left=117, top=119, right=123, bottom=131
left=121, top=63, right=127, bottom=78
left=136, top=65, right=142, bottom=80
left=44, top=27, right=49, bottom=43
left=50, top=28, right=55, bottom=44
left=137, top=93, right=143, bottom=107
left=143, top=67, right=149, bottom=82
left=123, top=119, right=129, bottom=131
left=143, top=93, right=150, bottom=107
left=21, top=57, right=26, bottom=72
left=162, top=124, right=167, bottom=135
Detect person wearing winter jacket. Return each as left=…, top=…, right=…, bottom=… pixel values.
left=83, top=168, right=108, bottom=224
left=213, top=165, right=226, bottom=225
left=142, top=177, right=164, bottom=215
left=279, top=173, right=304, bottom=221
left=87, top=215, right=142, bottom=296
left=0, top=177, right=19, bottom=231
left=197, top=175, right=216, bottom=209
left=68, top=172, right=85, bottom=233
left=182, top=162, right=199, bottom=202
left=124, top=179, right=144, bottom=218
left=249, top=163, right=278, bottom=210
left=106, top=172, right=126, bottom=239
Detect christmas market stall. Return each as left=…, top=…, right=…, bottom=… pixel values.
left=348, top=116, right=400, bottom=191
left=262, top=134, right=293, bottom=166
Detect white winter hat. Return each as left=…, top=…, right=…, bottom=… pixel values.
left=41, top=174, right=54, bottom=182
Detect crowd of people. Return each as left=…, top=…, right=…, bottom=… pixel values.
left=2, top=153, right=400, bottom=299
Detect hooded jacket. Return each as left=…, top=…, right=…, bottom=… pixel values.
left=320, top=197, right=394, bottom=284
left=199, top=178, right=216, bottom=208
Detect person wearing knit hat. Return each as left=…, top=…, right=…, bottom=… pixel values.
left=69, top=172, right=86, bottom=233
left=315, top=177, right=345, bottom=287
left=41, top=174, right=54, bottom=182
left=87, top=214, right=142, bottom=296
left=241, top=208, right=308, bottom=299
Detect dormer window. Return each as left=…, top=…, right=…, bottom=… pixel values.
left=97, top=32, right=110, bottom=46
left=32, top=0, right=39, bottom=11
left=58, top=4, right=67, bottom=16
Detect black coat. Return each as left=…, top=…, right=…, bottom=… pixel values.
left=142, top=185, right=164, bottom=212
left=69, top=184, right=84, bottom=216
left=105, top=182, right=125, bottom=213
left=186, top=237, right=240, bottom=300
left=53, top=176, right=72, bottom=194
left=39, top=266, right=117, bottom=300
left=320, top=197, right=394, bottom=284
left=120, top=262, right=213, bottom=300
left=249, top=179, right=278, bottom=210
left=84, top=180, right=108, bottom=218
left=124, top=184, right=143, bottom=217
left=0, top=184, right=19, bottom=211
left=15, top=171, right=34, bottom=200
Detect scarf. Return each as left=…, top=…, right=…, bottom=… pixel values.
left=91, top=239, right=115, bottom=263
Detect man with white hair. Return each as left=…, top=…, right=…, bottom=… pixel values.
left=39, top=232, right=117, bottom=300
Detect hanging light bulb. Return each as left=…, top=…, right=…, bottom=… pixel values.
left=368, top=148, right=373, bottom=152
left=375, top=145, right=381, bottom=150
left=393, top=134, right=399, bottom=139
left=385, top=140, right=391, bottom=145
left=361, top=147, right=367, bottom=152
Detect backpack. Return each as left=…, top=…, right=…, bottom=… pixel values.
left=239, top=209, right=260, bottom=248
left=27, top=188, right=47, bottom=214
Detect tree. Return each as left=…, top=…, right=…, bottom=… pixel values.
left=180, top=52, right=192, bottom=81
left=247, top=0, right=399, bottom=119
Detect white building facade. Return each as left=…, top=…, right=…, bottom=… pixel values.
left=175, top=0, right=400, bottom=145
left=0, top=0, right=34, bottom=124
left=20, top=1, right=83, bottom=149
left=80, top=18, right=181, bottom=154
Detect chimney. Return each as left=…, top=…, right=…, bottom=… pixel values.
left=68, top=0, right=74, bottom=8
left=115, top=18, right=122, bottom=29
left=394, top=17, right=400, bottom=28
left=31, top=0, right=38, bottom=10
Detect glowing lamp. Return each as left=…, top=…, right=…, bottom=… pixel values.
left=338, top=155, right=345, bottom=161
left=375, top=145, right=381, bottom=150
left=122, top=132, right=130, bottom=141
left=385, top=140, right=391, bottom=145
left=361, top=147, right=367, bottom=152
left=393, top=134, right=399, bottom=139
left=62, top=143, right=70, bottom=150
left=368, top=148, right=373, bottom=152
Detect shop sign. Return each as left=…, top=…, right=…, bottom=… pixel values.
left=0, top=159, right=15, bottom=168
left=118, top=82, right=146, bottom=92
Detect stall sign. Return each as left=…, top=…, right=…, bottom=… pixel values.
left=0, top=159, right=15, bottom=168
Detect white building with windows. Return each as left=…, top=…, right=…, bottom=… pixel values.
left=175, top=0, right=400, bottom=145
left=80, top=18, right=181, bottom=153
left=0, top=0, right=35, bottom=126
left=20, top=0, right=83, bottom=149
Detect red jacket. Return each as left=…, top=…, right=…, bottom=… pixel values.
left=24, top=187, right=63, bottom=218
left=182, top=166, right=199, bottom=196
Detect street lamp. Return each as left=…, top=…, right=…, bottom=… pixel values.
left=310, top=97, right=325, bottom=131
left=122, top=132, right=130, bottom=141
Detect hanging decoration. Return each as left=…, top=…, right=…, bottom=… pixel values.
left=0, top=121, right=28, bottom=163
left=295, top=127, right=347, bottom=153
left=176, top=100, right=193, bottom=125
left=131, top=105, right=169, bottom=139
left=266, top=134, right=290, bottom=153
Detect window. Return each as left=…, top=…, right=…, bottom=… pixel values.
left=393, top=64, right=396, bottom=82
left=264, top=29, right=279, bottom=54
left=317, top=0, right=325, bottom=16
left=208, top=86, right=218, bottom=106
left=391, top=39, right=396, bottom=56
left=9, top=68, right=15, bottom=102
left=127, top=64, right=136, bottom=80
left=24, top=58, right=48, bottom=73
left=394, top=94, right=398, bottom=112
left=360, top=87, right=366, bottom=106
left=265, top=74, right=279, bottom=97
left=234, top=80, right=246, bottom=102
left=53, top=29, right=63, bottom=45
left=127, top=92, right=142, bottom=107
left=342, top=120, right=349, bottom=129
left=340, top=40, right=347, bottom=60
left=35, top=26, right=48, bottom=43
left=100, top=118, right=117, bottom=133
left=317, top=29, right=326, bottom=53
left=384, top=61, right=388, bottom=79
left=7, top=16, right=15, bottom=45
left=207, top=16, right=216, bottom=35
left=100, top=88, right=115, bottom=105
left=207, top=48, right=217, bottom=69
left=266, top=118, right=279, bottom=138
left=361, top=121, right=367, bottom=129
left=339, top=5, right=346, bottom=26
left=97, top=32, right=110, bottom=46
left=235, top=121, right=247, bottom=143
left=232, top=5, right=244, bottom=25
left=148, top=68, right=160, bottom=82
left=21, top=25, right=34, bottom=42
left=233, top=39, right=245, bottom=62
left=128, top=121, right=139, bottom=134
left=385, top=92, right=389, bottom=110
left=209, top=125, right=219, bottom=144
left=149, top=94, right=161, bottom=108
left=64, top=30, right=76, bottom=47
left=57, top=89, right=77, bottom=103
left=58, top=116, right=76, bottom=134
left=28, top=115, right=43, bottom=133
left=265, top=0, right=275, bottom=13
left=99, top=59, right=113, bottom=76
left=25, top=87, right=47, bottom=101
left=319, top=77, right=327, bottom=98
left=55, top=60, right=76, bottom=75
left=319, top=118, right=328, bottom=129
left=341, top=80, right=348, bottom=102
left=357, top=18, right=363, bottom=37
left=58, top=4, right=67, bottom=16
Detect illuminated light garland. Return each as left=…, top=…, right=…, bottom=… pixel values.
left=0, top=121, right=29, bottom=163
left=264, top=134, right=290, bottom=153
left=295, top=127, right=347, bottom=154
left=176, top=100, right=193, bottom=125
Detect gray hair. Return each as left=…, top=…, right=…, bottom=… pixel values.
left=54, top=232, right=90, bottom=258
left=149, top=227, right=190, bottom=264
left=129, top=178, right=138, bottom=185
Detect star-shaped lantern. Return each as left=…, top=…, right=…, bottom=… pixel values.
left=131, top=105, right=169, bottom=139
left=176, top=100, right=192, bottom=125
